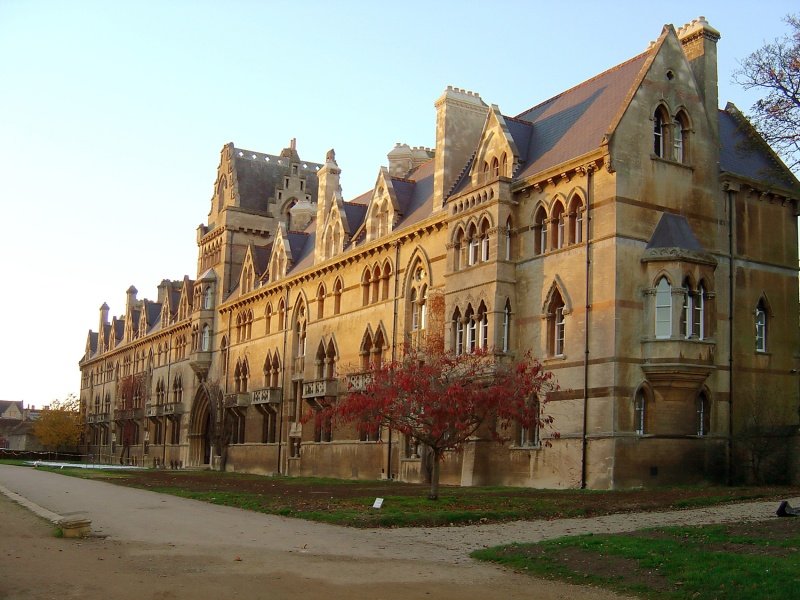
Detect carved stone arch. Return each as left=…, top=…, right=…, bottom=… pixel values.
left=291, top=291, right=309, bottom=323
left=450, top=220, right=468, bottom=245
left=633, top=380, right=655, bottom=404
left=566, top=186, right=587, bottom=206
left=530, top=199, right=550, bottom=223
left=476, top=210, right=495, bottom=229
left=681, top=272, right=697, bottom=290
left=653, top=100, right=672, bottom=118
left=474, top=130, right=497, bottom=172
left=652, top=269, right=675, bottom=287
left=404, top=247, right=434, bottom=293
left=550, top=193, right=567, bottom=213
left=541, top=276, right=573, bottom=315
left=188, top=382, right=219, bottom=466
left=756, top=291, right=774, bottom=316
left=360, top=324, right=375, bottom=348
left=672, top=105, right=694, bottom=129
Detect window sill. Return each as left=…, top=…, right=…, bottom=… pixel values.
left=544, top=354, right=566, bottom=364
left=650, top=154, right=694, bottom=171
left=510, top=444, right=542, bottom=451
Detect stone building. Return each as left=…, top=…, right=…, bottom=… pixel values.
left=78, top=18, right=800, bottom=488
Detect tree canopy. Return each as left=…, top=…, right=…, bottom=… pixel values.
left=32, top=394, right=82, bottom=451
left=314, top=343, right=558, bottom=499
left=733, top=14, right=800, bottom=173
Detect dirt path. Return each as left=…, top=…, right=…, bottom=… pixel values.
left=1, top=465, right=795, bottom=600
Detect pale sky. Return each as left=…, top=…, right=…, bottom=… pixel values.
left=0, top=0, right=796, bottom=407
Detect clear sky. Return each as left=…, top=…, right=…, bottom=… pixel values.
left=0, top=0, right=796, bottom=408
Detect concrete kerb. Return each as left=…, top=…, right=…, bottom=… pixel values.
left=0, top=483, right=92, bottom=538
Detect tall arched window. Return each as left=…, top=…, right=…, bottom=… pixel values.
left=480, top=219, right=490, bottom=262
left=534, top=206, right=548, bottom=255
left=655, top=278, right=672, bottom=339
left=201, top=325, right=210, bottom=351
left=453, top=227, right=465, bottom=270
left=673, top=110, right=689, bottom=163
left=504, top=218, right=513, bottom=260
left=333, top=278, right=343, bottom=315
left=361, top=269, right=371, bottom=306
left=653, top=107, right=668, bottom=157
left=466, top=305, right=477, bottom=353
left=681, top=277, right=693, bottom=339
left=203, top=285, right=213, bottom=309
left=477, top=302, right=488, bottom=350
left=755, top=299, right=768, bottom=352
left=220, top=336, right=229, bottom=375
left=634, top=389, right=646, bottom=435
left=696, top=391, right=710, bottom=436
left=467, top=224, right=479, bottom=266
left=551, top=201, right=565, bottom=249
left=567, top=195, right=584, bottom=244
left=694, top=283, right=705, bottom=340
left=316, top=284, right=326, bottom=319
left=547, top=290, right=565, bottom=356
left=502, top=300, right=512, bottom=352
left=453, top=309, right=464, bottom=355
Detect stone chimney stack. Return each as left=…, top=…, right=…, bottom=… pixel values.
left=126, top=285, right=138, bottom=313
left=677, top=17, right=721, bottom=139
left=388, top=144, right=435, bottom=178
left=98, top=302, right=109, bottom=332
left=433, top=87, right=489, bottom=211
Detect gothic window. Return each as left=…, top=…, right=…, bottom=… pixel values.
left=695, top=283, right=705, bottom=340
left=155, top=379, right=165, bottom=405
left=551, top=201, right=565, bottom=249
left=477, top=302, right=488, bottom=350
left=518, top=398, right=540, bottom=447
left=567, top=195, right=584, bottom=244
left=360, top=330, right=374, bottom=370
left=491, top=156, right=500, bottom=178
left=504, top=217, right=513, bottom=260
left=480, top=219, right=490, bottom=262
left=673, top=110, right=689, bottom=163
left=755, top=298, right=768, bottom=352
left=216, top=176, right=227, bottom=214
left=201, top=324, right=210, bottom=351
left=653, top=106, right=668, bottom=157
left=203, top=285, right=213, bottom=310
left=172, top=376, right=183, bottom=404
left=681, top=277, right=694, bottom=339
left=453, top=227, right=465, bottom=270
left=501, top=153, right=508, bottom=177
left=501, top=300, right=512, bottom=353
left=278, top=300, right=286, bottom=331
left=265, top=303, right=272, bottom=334
left=466, top=305, right=477, bottom=353
left=467, top=223, right=479, bottom=266
left=361, top=269, right=371, bottom=306
left=235, top=359, right=249, bottom=393
left=655, top=277, right=672, bottom=339
left=634, top=389, right=647, bottom=435
left=220, top=335, right=229, bottom=375
left=547, top=289, right=566, bottom=356
left=696, top=391, right=710, bottom=436
left=534, top=206, right=548, bottom=255
left=371, top=265, right=381, bottom=303
left=453, top=308, right=464, bottom=355
left=317, top=284, right=326, bottom=319
left=381, top=262, right=392, bottom=300
left=333, top=278, right=343, bottom=315
left=261, top=404, right=277, bottom=443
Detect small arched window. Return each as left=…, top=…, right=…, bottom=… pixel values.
left=673, top=111, right=689, bottom=163
left=316, top=284, right=326, bottom=319
left=567, top=195, right=584, bottom=244
left=480, top=220, right=490, bottom=262
left=547, top=289, right=566, bottom=356
left=333, top=278, right=343, bottom=315
left=534, top=206, right=548, bottom=255
left=502, top=300, right=512, bottom=352
left=634, top=389, right=647, bottom=435
left=453, top=309, right=464, bottom=355
left=696, top=392, right=710, bottom=436
left=653, top=107, right=668, bottom=157
left=755, top=299, right=768, bottom=352
left=551, top=201, right=565, bottom=249
left=201, top=325, right=210, bottom=351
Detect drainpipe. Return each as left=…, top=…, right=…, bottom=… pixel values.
left=580, top=165, right=594, bottom=489
left=727, top=187, right=735, bottom=485
left=387, top=241, right=401, bottom=479
left=163, top=335, right=171, bottom=469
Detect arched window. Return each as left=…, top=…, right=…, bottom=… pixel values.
left=220, top=336, right=229, bottom=375
left=491, top=156, right=500, bottom=178
left=172, top=376, right=183, bottom=404
left=216, top=176, right=227, bottom=213
left=278, top=300, right=286, bottom=331
left=551, top=201, right=565, bottom=249
left=634, top=389, right=646, bottom=435
left=755, top=299, right=768, bottom=352
left=265, top=303, right=272, bottom=334
left=333, top=278, right=343, bottom=315
left=453, top=309, right=464, bottom=355
left=694, top=283, right=705, bottom=340
left=567, top=195, right=584, bottom=244
left=317, top=284, right=326, bottom=319
left=371, top=265, right=381, bottom=303
left=502, top=300, right=512, bottom=352
left=655, top=278, right=672, bottom=339
left=467, top=224, right=479, bottom=266
left=480, top=220, right=490, bottom=262
left=466, top=305, right=477, bottom=353
left=453, top=227, right=465, bottom=270
left=477, top=302, right=488, bottom=350
left=501, top=153, right=508, bottom=177
left=696, top=391, right=710, bottom=436
left=504, top=217, right=513, bottom=260
left=361, top=269, right=371, bottom=306
left=534, top=206, right=548, bottom=255
left=547, top=289, right=565, bottom=356
left=201, top=325, right=210, bottom=351
left=681, top=277, right=694, bottom=339
left=203, top=285, right=213, bottom=310
left=653, top=107, right=668, bottom=157
left=381, top=262, right=392, bottom=300
left=673, top=111, right=689, bottom=163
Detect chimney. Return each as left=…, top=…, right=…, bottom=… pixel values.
left=126, top=285, right=138, bottom=312
left=433, top=87, right=489, bottom=211
left=98, top=302, right=109, bottom=332
left=677, top=17, right=721, bottom=139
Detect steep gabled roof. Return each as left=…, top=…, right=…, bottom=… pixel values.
left=514, top=51, right=650, bottom=180
left=252, top=245, right=272, bottom=278
left=719, top=104, right=800, bottom=195
left=286, top=231, right=314, bottom=272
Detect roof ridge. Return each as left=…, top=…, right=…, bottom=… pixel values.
left=515, top=49, right=651, bottom=119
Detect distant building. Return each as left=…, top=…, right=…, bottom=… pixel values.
left=0, top=401, right=44, bottom=451
left=78, top=18, right=800, bottom=487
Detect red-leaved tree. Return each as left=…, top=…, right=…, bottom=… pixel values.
left=314, top=343, right=558, bottom=500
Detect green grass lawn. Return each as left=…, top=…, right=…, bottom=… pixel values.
left=472, top=520, right=800, bottom=599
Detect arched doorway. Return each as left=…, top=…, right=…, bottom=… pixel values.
left=189, top=385, right=213, bottom=466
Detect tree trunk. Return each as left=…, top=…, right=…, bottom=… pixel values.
left=428, top=450, right=441, bottom=500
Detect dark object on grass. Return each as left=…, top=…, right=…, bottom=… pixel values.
left=776, top=501, right=800, bottom=517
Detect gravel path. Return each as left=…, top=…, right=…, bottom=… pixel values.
left=1, top=464, right=796, bottom=600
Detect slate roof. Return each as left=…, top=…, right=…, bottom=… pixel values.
left=145, top=301, right=162, bottom=329
left=513, top=52, right=649, bottom=180
left=88, top=331, right=98, bottom=354
left=718, top=105, right=800, bottom=194
left=233, top=148, right=322, bottom=213
left=252, top=245, right=272, bottom=278
left=646, top=213, right=703, bottom=251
